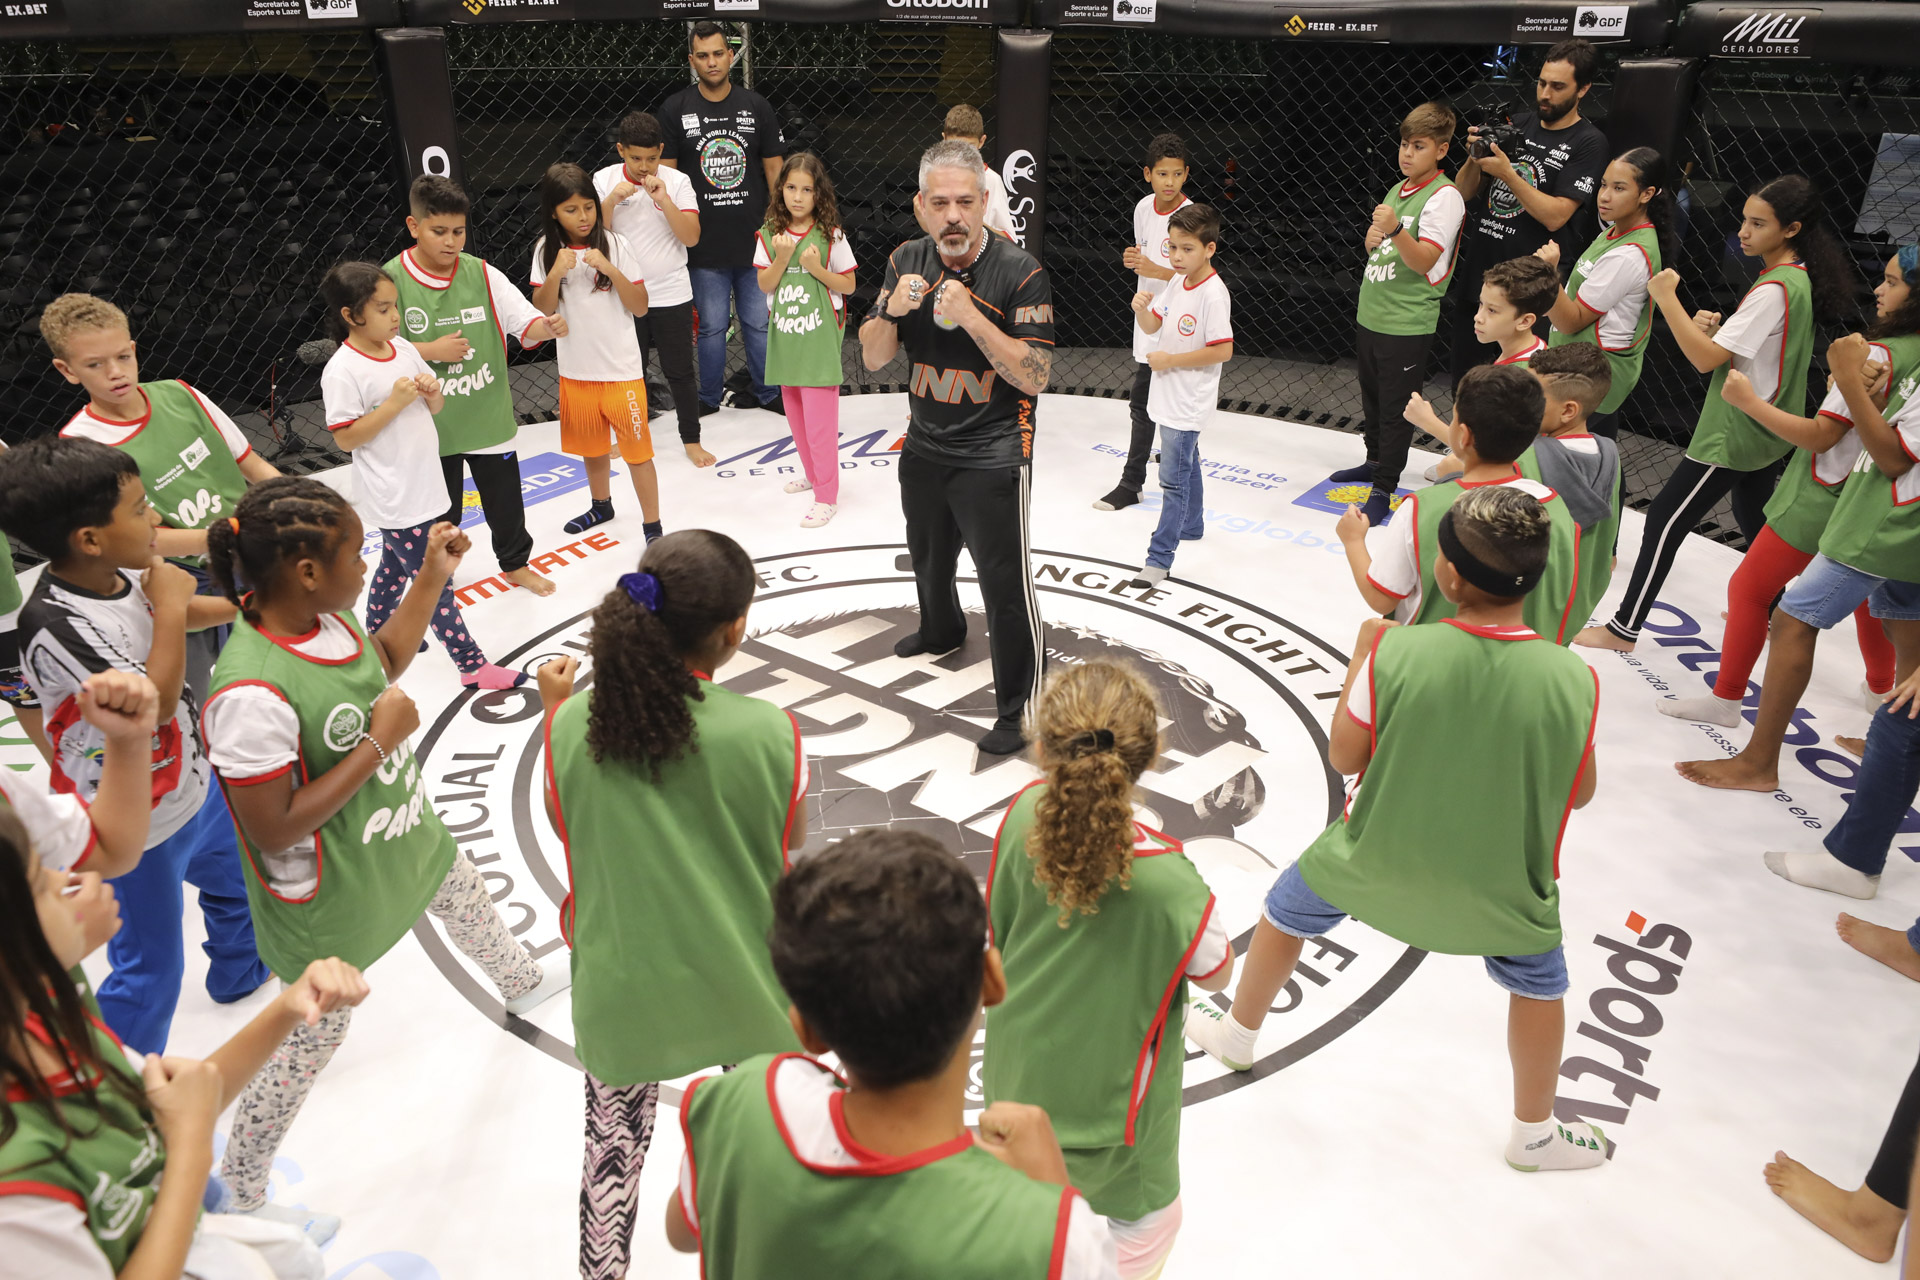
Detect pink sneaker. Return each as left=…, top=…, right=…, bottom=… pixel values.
left=461, top=663, right=528, bottom=691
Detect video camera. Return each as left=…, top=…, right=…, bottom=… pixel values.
left=1469, top=104, right=1526, bottom=160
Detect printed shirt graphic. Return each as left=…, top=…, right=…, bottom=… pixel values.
left=1147, top=271, right=1234, bottom=433
left=320, top=337, right=448, bottom=530
left=754, top=221, right=857, bottom=388
left=1355, top=172, right=1465, bottom=336
left=595, top=161, right=700, bottom=307
left=657, top=83, right=787, bottom=270
left=530, top=232, right=647, bottom=383
left=1130, top=192, right=1190, bottom=361
left=385, top=248, right=546, bottom=456
left=1465, top=113, right=1609, bottom=260
left=18, top=570, right=210, bottom=848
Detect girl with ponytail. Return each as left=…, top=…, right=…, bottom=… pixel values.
left=536, top=529, right=809, bottom=1280
left=981, top=660, right=1232, bottom=1280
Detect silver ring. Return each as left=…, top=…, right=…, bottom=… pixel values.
left=907, top=280, right=925, bottom=300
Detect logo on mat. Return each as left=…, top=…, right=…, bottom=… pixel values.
left=413, top=545, right=1423, bottom=1109
left=404, top=306, right=429, bottom=336
left=323, top=702, right=366, bottom=753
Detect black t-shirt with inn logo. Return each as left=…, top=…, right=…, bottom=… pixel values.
left=881, top=232, right=1055, bottom=470
left=657, top=82, right=787, bottom=270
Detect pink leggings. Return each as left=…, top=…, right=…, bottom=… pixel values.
left=1714, top=524, right=1896, bottom=700
left=784, top=385, right=842, bottom=504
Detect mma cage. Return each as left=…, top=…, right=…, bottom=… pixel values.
left=0, top=1, right=1915, bottom=550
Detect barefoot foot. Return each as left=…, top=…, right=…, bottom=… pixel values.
left=1837, top=735, right=1866, bottom=758
left=684, top=443, right=716, bottom=468
left=1572, top=626, right=1635, bottom=652
left=504, top=566, right=556, bottom=598
left=1763, top=1151, right=1902, bottom=1262
left=1674, top=754, right=1778, bottom=792
left=1837, top=914, right=1920, bottom=982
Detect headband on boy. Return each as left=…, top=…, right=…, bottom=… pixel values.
left=1437, top=508, right=1542, bottom=598
left=619, top=571, right=662, bottom=612
left=1901, top=245, right=1920, bottom=286
left=1065, top=728, right=1116, bottom=758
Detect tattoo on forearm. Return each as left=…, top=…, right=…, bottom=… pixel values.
left=987, top=342, right=1052, bottom=393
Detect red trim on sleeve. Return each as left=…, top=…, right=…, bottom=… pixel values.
left=1343, top=701, right=1371, bottom=733
left=325, top=420, right=359, bottom=433
left=70, top=821, right=98, bottom=873
left=1203, top=337, right=1234, bottom=347
left=0, top=1181, right=86, bottom=1209
left=1047, top=1188, right=1076, bottom=1280
left=225, top=763, right=293, bottom=788
left=1364, top=573, right=1409, bottom=602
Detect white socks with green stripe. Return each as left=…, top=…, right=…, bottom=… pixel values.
left=1184, top=998, right=1257, bottom=1072
left=1506, top=1117, right=1608, bottom=1171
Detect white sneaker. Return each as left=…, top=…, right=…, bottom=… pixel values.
left=237, top=1202, right=341, bottom=1248
left=1183, top=997, right=1255, bottom=1072
left=504, top=954, right=572, bottom=1016
left=1506, top=1119, right=1608, bottom=1172
left=800, top=502, right=837, bottom=529
left=783, top=478, right=814, bottom=494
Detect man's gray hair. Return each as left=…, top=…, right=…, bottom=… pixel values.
left=919, top=139, right=987, bottom=195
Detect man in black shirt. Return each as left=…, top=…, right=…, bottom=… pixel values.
left=1446, top=38, right=1610, bottom=384
left=861, top=140, right=1056, bottom=756
left=658, top=21, right=788, bottom=414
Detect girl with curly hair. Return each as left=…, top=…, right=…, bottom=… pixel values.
left=535, top=528, right=809, bottom=1280
left=981, top=659, right=1233, bottom=1280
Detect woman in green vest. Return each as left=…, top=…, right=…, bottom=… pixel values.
left=536, top=529, right=808, bottom=1280
left=1536, top=146, right=1676, bottom=434
left=1577, top=173, right=1855, bottom=654
left=983, top=660, right=1231, bottom=1280
left=755, top=153, right=857, bottom=530
left=0, top=801, right=369, bottom=1278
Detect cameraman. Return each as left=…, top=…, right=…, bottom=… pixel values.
left=1446, top=38, right=1609, bottom=383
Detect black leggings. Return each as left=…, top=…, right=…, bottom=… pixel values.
left=1866, top=1041, right=1920, bottom=1208
left=440, top=452, right=533, bottom=574
left=1118, top=361, right=1154, bottom=494
left=1356, top=325, right=1436, bottom=497
left=635, top=300, right=701, bottom=446
left=1605, top=456, right=1776, bottom=642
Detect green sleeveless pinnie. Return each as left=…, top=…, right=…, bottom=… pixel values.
left=1404, top=474, right=1583, bottom=643
left=101, top=381, right=252, bottom=567
left=1299, top=620, right=1600, bottom=956
left=1519, top=444, right=1621, bottom=639
left=210, top=612, right=455, bottom=977
left=761, top=223, right=847, bottom=389
left=1355, top=172, right=1461, bottom=336
left=548, top=677, right=803, bottom=1086
left=385, top=250, right=517, bottom=455
left=1687, top=261, right=1813, bottom=471
left=683, top=1054, right=1074, bottom=1279
left=983, top=783, right=1215, bottom=1221
left=0, top=1012, right=168, bottom=1271
left=0, top=546, right=18, bottom=616
left=1820, top=348, right=1920, bottom=583
left=1548, top=222, right=1662, bottom=414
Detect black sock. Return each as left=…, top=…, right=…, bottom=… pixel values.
left=643, top=520, right=665, bottom=544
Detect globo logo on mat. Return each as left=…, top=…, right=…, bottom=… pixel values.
left=412, top=546, right=1424, bottom=1105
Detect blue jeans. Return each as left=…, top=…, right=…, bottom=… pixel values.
left=1780, top=553, right=1920, bottom=627
left=1145, top=426, right=1204, bottom=570
left=97, top=785, right=270, bottom=1053
left=1827, top=700, right=1920, bottom=879
left=690, top=265, right=771, bottom=407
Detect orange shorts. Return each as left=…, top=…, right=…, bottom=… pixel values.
left=558, top=377, right=653, bottom=464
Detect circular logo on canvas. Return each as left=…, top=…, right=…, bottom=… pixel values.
left=699, top=136, right=748, bottom=191
left=412, top=546, right=1423, bottom=1107
left=323, top=702, right=366, bottom=753
left=1177, top=314, right=1198, bottom=337
left=404, top=306, right=430, bottom=336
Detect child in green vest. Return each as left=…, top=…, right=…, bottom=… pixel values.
left=536, top=528, right=807, bottom=1280
left=1332, top=101, right=1464, bottom=527
left=755, top=153, right=857, bottom=529
left=1189, top=484, right=1606, bottom=1172
left=0, top=801, right=370, bottom=1277
left=1339, top=362, right=1583, bottom=642
left=1411, top=253, right=1556, bottom=483
left=198, top=477, right=570, bottom=1234
left=387, top=175, right=568, bottom=601
left=1577, top=173, right=1855, bottom=653
left=666, top=828, right=1120, bottom=1277
left=1524, top=341, right=1623, bottom=632
left=984, top=660, right=1231, bottom=1280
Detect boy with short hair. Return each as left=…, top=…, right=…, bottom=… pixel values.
left=1526, top=342, right=1621, bottom=630
left=1333, top=102, right=1465, bottom=527
left=1414, top=254, right=1558, bottom=481
left=386, top=175, right=568, bottom=599
left=0, top=436, right=269, bottom=1054
left=1337, top=362, right=1583, bottom=642
left=1125, top=204, right=1232, bottom=589
left=920, top=104, right=1016, bottom=241
left=1188, top=484, right=1606, bottom=1173
left=596, top=110, right=709, bottom=466
left=1095, top=132, right=1193, bottom=513
left=665, top=828, right=1118, bottom=1277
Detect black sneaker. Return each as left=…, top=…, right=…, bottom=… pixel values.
left=698, top=400, right=722, bottom=418
left=1092, top=485, right=1140, bottom=512
left=976, top=725, right=1026, bottom=756
left=724, top=389, right=759, bottom=409
left=894, top=631, right=962, bottom=659
left=1328, top=463, right=1374, bottom=483
left=759, top=390, right=786, bottom=416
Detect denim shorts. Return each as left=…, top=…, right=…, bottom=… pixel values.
left=1779, top=554, right=1920, bottom=626
left=1262, top=861, right=1569, bottom=999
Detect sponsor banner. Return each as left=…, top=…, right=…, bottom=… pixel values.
left=995, top=29, right=1052, bottom=259
left=1709, top=6, right=1816, bottom=57
left=0, top=0, right=398, bottom=38
left=1513, top=3, right=1630, bottom=40
left=1278, top=9, right=1392, bottom=40
left=1291, top=476, right=1415, bottom=518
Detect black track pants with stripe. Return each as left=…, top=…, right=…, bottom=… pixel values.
left=1605, top=455, right=1776, bottom=641
left=899, top=446, right=1044, bottom=731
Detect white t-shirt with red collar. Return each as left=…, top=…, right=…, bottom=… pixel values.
left=1131, top=192, right=1190, bottom=362
left=1568, top=224, right=1655, bottom=351
left=320, top=337, right=448, bottom=531
left=1493, top=334, right=1547, bottom=366
left=1147, top=270, right=1234, bottom=434
left=594, top=161, right=699, bottom=308
left=1703, top=271, right=1794, bottom=407
left=530, top=232, right=647, bottom=383
left=1366, top=472, right=1559, bottom=623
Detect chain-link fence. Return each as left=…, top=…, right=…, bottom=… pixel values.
left=445, top=19, right=995, bottom=421
left=0, top=33, right=404, bottom=468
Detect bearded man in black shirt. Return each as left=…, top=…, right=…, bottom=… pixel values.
left=860, top=139, right=1056, bottom=755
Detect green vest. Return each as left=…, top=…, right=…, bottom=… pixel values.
left=1820, top=340, right=1920, bottom=582
left=1406, top=473, right=1583, bottom=643
left=98, top=381, right=251, bottom=569
left=1688, top=262, right=1814, bottom=471
left=0, top=1012, right=166, bottom=1272
left=983, top=783, right=1212, bottom=1221
left=1298, top=620, right=1599, bottom=956
left=1548, top=222, right=1661, bottom=414
left=1518, top=442, right=1621, bottom=636
left=762, top=223, right=846, bottom=389
left=550, top=680, right=800, bottom=1086
left=1356, top=173, right=1460, bottom=337
left=0, top=542, right=18, bottom=616
left=684, top=1054, right=1070, bottom=1280
left=210, top=612, right=455, bottom=977
left=385, top=250, right=517, bottom=455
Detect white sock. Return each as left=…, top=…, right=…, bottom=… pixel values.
left=1762, top=849, right=1880, bottom=900
left=1506, top=1116, right=1608, bottom=1171
left=1655, top=692, right=1743, bottom=728
left=1184, top=998, right=1258, bottom=1070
